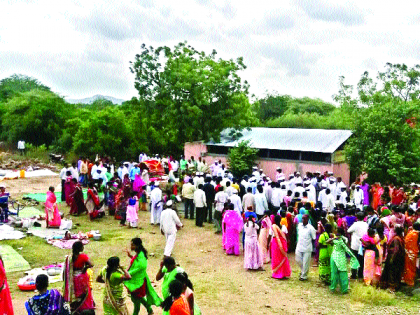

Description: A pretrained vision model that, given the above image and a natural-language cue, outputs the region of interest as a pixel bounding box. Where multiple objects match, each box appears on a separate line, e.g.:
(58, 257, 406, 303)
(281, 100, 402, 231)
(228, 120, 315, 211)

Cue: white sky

(1, 0, 420, 102)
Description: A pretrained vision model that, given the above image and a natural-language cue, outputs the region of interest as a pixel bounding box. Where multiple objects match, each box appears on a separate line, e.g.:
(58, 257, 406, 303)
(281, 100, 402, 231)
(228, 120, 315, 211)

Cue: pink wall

(184, 142, 350, 185)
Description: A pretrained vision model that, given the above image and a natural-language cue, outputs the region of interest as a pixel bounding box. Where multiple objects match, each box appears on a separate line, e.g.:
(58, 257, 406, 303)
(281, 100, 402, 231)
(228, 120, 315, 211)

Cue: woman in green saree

(124, 238, 161, 315)
(318, 223, 334, 285)
(97, 257, 131, 315)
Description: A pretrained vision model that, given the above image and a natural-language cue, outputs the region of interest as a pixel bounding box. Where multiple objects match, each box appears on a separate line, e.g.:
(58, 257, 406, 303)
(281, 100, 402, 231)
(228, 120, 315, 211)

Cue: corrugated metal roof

(207, 128, 352, 153)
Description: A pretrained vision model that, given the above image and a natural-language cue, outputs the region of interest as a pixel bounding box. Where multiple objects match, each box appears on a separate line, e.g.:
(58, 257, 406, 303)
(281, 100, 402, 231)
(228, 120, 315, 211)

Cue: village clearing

(2, 176, 420, 314)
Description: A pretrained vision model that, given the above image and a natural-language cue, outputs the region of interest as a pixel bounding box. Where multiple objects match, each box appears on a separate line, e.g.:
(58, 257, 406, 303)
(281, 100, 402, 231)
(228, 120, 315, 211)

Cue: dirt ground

(2, 176, 418, 314)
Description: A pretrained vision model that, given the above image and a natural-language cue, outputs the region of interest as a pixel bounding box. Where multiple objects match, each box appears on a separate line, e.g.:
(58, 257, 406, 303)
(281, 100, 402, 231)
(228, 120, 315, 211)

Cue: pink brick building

(184, 128, 353, 185)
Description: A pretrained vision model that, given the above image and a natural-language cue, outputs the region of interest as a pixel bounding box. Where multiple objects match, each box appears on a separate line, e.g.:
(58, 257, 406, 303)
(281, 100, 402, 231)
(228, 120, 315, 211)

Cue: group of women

(4, 237, 200, 315)
(221, 203, 292, 279)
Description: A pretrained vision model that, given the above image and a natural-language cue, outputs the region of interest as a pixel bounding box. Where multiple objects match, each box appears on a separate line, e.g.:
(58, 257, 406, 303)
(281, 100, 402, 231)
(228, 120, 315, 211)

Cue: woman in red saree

(45, 186, 61, 228)
(269, 215, 291, 279)
(63, 241, 95, 314)
(64, 172, 75, 206)
(0, 255, 13, 315)
(403, 222, 420, 286)
(70, 179, 87, 216)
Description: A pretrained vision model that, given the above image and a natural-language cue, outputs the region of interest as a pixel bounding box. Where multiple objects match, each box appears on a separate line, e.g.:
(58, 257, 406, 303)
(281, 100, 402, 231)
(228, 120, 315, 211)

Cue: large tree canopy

(0, 74, 50, 103)
(338, 63, 420, 184)
(2, 90, 70, 146)
(130, 42, 256, 153)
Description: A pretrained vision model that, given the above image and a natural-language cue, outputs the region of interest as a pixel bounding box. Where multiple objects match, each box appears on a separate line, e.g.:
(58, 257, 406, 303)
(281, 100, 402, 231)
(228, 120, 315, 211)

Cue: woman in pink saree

(269, 215, 291, 279)
(258, 211, 272, 263)
(45, 186, 61, 228)
(222, 204, 243, 256)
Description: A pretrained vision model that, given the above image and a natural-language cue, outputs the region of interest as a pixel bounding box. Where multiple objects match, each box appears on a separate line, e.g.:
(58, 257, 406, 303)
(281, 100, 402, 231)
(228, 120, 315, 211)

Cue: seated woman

(45, 186, 61, 228)
(85, 183, 105, 220)
(25, 274, 70, 315)
(97, 256, 131, 315)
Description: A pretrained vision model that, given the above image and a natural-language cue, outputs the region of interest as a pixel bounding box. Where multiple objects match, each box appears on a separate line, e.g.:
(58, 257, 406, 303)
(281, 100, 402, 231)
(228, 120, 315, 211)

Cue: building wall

(184, 142, 350, 185)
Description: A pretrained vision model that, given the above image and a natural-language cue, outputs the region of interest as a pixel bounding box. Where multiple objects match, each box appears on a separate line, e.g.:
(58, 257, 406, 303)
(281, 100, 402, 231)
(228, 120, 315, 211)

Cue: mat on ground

(0, 245, 30, 273)
(0, 225, 25, 240)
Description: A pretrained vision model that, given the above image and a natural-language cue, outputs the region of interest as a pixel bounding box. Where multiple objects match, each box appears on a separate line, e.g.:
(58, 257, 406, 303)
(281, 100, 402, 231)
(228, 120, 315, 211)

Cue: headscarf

(380, 206, 391, 217)
(296, 207, 307, 223)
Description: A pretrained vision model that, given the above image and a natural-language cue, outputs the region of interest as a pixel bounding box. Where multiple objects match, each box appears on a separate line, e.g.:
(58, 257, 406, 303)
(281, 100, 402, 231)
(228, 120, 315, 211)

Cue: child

(139, 185, 148, 211)
(126, 191, 139, 228)
(244, 216, 263, 270)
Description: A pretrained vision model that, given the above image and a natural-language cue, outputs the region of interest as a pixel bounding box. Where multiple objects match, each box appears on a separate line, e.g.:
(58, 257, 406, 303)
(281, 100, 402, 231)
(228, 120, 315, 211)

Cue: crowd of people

(1, 153, 420, 314)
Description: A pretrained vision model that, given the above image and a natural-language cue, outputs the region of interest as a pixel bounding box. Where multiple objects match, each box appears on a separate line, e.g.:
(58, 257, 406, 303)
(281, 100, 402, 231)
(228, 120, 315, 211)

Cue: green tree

(130, 42, 256, 154)
(227, 140, 259, 178)
(345, 100, 420, 184)
(72, 107, 135, 160)
(286, 97, 335, 116)
(2, 90, 70, 146)
(0, 74, 50, 103)
(255, 94, 290, 121)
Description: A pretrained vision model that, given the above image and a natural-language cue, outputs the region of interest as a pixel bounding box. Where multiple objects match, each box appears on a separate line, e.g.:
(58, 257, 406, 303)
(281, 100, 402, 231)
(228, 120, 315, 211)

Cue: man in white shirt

(225, 181, 237, 197)
(17, 140, 25, 155)
(229, 190, 242, 215)
(160, 200, 183, 257)
(295, 215, 316, 280)
(242, 187, 255, 212)
(193, 184, 207, 227)
(150, 184, 163, 225)
(353, 185, 364, 210)
(271, 182, 282, 211)
(347, 212, 368, 279)
(304, 181, 316, 204)
(59, 164, 68, 202)
(275, 168, 284, 183)
(214, 186, 229, 234)
(254, 185, 268, 219)
(252, 167, 260, 182)
(324, 188, 336, 212)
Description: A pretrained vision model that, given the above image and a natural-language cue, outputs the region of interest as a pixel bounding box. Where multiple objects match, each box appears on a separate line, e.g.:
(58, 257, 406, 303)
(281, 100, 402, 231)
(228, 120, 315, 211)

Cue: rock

(265, 304, 271, 308)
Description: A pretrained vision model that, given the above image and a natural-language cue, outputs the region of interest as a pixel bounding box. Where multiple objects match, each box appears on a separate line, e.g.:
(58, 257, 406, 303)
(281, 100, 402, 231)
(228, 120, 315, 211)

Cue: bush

(227, 140, 259, 178)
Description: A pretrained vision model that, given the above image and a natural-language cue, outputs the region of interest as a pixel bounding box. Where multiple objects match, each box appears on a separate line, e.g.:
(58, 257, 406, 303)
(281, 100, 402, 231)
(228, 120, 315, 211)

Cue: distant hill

(65, 94, 125, 105)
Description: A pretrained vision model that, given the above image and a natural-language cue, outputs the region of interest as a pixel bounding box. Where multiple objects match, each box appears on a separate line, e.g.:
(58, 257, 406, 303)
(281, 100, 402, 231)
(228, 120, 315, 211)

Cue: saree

(380, 235, 405, 291)
(0, 258, 14, 315)
(45, 191, 61, 228)
(64, 178, 75, 206)
(222, 210, 243, 256)
(100, 268, 129, 315)
(403, 230, 419, 286)
(25, 289, 70, 315)
(270, 224, 291, 279)
(258, 216, 272, 263)
(318, 231, 333, 284)
(70, 185, 86, 216)
(362, 235, 378, 285)
(169, 295, 190, 315)
(124, 253, 161, 307)
(63, 255, 95, 313)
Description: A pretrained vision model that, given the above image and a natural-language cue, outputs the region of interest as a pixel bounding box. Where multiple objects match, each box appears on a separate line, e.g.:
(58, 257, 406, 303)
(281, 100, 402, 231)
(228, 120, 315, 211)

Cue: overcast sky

(1, 0, 419, 102)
